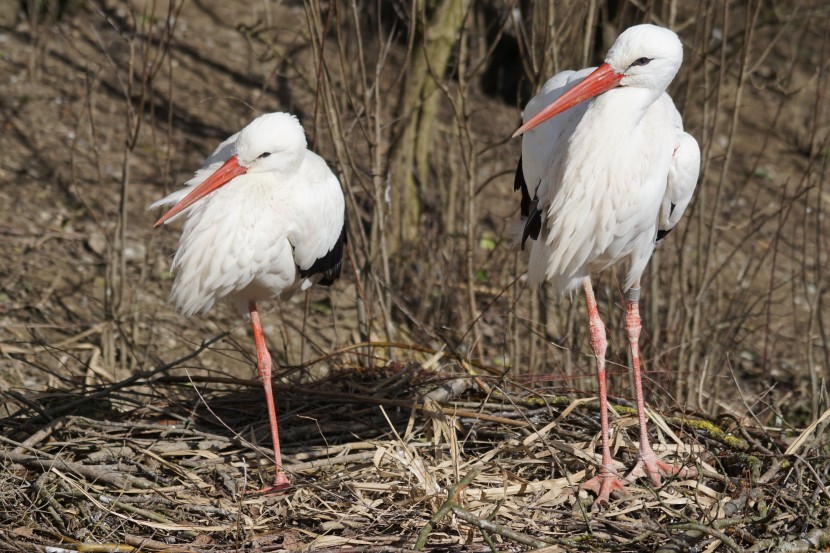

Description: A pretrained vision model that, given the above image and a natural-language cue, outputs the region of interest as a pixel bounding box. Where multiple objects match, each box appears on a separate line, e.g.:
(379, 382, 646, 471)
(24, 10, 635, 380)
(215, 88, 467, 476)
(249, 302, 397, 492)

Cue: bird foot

(625, 448, 696, 487)
(581, 468, 628, 507)
(253, 471, 291, 494)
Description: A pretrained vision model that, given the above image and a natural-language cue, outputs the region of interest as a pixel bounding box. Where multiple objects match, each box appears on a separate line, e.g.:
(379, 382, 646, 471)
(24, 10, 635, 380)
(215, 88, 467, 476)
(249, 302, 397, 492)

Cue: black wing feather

(522, 198, 542, 249)
(514, 156, 532, 217)
(299, 220, 347, 286)
(514, 155, 542, 249)
(656, 203, 677, 242)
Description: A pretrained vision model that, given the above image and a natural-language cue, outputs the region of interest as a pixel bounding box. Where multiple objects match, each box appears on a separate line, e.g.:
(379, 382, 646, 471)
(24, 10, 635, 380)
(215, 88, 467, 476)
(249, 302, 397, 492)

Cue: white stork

(513, 24, 700, 505)
(152, 112, 346, 491)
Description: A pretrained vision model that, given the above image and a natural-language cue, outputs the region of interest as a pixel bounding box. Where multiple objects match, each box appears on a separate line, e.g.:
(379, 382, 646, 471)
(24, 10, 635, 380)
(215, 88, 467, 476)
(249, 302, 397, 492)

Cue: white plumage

(152, 112, 346, 491)
(518, 26, 699, 294)
(513, 24, 700, 505)
(152, 112, 346, 316)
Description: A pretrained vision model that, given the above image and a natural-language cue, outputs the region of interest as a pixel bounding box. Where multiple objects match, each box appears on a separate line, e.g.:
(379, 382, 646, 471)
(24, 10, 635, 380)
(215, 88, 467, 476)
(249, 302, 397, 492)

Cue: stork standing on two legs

(512, 24, 700, 505)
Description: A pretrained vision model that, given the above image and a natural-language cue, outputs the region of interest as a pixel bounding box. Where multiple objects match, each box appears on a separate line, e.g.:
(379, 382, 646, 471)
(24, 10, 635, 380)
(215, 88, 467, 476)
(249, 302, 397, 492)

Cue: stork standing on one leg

(512, 24, 700, 505)
(152, 112, 347, 492)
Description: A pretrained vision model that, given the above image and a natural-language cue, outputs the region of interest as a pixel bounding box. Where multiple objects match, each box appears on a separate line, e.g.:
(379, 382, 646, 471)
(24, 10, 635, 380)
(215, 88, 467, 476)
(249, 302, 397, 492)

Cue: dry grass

(2, 349, 828, 551)
(1, 0, 829, 550)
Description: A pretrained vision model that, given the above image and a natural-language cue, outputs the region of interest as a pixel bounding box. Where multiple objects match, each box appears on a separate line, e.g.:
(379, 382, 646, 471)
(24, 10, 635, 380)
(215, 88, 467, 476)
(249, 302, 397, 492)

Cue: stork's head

(235, 112, 308, 175)
(604, 24, 683, 92)
(154, 112, 308, 227)
(512, 24, 684, 137)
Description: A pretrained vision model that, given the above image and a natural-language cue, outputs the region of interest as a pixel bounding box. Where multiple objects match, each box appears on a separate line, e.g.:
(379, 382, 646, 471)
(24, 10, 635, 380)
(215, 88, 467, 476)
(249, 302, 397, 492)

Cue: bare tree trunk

(390, 0, 468, 249)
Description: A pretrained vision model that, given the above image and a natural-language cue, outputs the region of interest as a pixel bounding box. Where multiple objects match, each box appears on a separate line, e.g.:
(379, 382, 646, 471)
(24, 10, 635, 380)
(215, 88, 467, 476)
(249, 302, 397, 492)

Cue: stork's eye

(630, 57, 652, 67)
(258, 152, 272, 159)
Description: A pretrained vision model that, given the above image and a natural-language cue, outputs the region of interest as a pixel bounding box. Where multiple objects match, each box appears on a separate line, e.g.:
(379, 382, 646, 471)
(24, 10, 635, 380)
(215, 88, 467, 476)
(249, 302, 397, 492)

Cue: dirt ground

(1, 1, 829, 551)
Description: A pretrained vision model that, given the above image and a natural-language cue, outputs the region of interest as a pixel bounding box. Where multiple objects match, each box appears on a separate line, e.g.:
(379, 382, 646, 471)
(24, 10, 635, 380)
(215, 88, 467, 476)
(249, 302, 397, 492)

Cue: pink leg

(623, 290, 696, 486)
(249, 300, 290, 492)
(579, 277, 626, 505)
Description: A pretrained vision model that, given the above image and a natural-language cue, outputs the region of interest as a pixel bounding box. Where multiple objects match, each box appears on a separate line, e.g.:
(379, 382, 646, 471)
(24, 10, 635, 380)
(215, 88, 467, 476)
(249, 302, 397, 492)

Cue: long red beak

(154, 155, 247, 227)
(512, 63, 623, 138)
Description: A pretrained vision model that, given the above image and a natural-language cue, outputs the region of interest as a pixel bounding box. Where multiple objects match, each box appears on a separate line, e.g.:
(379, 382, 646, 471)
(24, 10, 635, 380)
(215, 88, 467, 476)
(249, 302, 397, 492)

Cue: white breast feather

(153, 142, 345, 316)
(523, 89, 682, 293)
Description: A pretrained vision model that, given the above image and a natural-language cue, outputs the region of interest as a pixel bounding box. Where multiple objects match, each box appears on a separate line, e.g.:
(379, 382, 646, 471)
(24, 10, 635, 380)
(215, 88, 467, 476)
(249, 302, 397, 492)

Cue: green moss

(680, 418, 750, 451)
